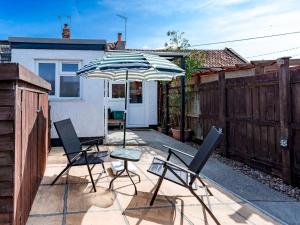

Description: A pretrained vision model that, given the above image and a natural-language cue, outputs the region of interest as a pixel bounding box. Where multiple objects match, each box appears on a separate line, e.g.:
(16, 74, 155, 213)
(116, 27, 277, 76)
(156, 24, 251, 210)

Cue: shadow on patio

(26, 130, 279, 225)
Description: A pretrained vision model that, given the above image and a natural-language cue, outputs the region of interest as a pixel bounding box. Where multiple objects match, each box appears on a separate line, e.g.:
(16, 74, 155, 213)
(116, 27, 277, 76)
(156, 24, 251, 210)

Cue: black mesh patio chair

(51, 119, 108, 192)
(147, 126, 223, 225)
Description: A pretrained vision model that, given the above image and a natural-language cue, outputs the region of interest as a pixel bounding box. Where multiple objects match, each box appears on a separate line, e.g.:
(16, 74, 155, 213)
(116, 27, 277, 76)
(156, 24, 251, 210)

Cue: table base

(109, 160, 141, 195)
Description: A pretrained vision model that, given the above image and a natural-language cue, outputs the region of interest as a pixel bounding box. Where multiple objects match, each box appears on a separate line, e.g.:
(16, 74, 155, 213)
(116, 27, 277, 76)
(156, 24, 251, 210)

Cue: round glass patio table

(109, 148, 142, 195)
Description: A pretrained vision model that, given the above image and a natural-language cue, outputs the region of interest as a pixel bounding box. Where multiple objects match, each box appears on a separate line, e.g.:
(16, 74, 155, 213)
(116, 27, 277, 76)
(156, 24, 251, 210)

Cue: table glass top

(110, 148, 142, 161)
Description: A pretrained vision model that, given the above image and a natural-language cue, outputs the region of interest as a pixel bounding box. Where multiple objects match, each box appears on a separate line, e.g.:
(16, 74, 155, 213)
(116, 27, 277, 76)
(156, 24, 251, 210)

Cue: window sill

(110, 98, 125, 101)
(49, 97, 83, 102)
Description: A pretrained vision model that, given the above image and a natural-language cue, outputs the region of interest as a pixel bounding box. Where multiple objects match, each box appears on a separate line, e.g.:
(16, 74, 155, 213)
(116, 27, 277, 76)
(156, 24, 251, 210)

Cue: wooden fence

(158, 58, 300, 186)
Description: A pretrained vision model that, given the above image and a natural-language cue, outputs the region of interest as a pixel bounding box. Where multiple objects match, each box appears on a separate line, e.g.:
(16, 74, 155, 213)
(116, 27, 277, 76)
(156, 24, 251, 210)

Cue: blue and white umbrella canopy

(76, 51, 185, 149)
(76, 51, 185, 81)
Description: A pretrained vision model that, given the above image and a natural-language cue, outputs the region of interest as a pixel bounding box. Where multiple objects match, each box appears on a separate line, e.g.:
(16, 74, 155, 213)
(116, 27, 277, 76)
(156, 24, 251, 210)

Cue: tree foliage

(164, 31, 205, 128)
(164, 30, 205, 80)
(164, 30, 191, 50)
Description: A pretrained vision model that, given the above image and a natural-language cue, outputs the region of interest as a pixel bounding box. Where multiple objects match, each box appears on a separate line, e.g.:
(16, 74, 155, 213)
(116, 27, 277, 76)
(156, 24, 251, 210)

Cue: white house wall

(11, 49, 105, 138)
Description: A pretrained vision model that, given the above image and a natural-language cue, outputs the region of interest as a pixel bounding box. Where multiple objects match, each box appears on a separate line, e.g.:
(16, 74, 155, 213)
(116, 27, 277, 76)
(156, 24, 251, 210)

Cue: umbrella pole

(123, 70, 129, 148)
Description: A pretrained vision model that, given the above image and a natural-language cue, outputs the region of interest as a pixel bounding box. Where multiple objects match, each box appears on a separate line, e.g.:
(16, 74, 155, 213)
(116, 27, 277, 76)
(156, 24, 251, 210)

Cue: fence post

(278, 57, 292, 184)
(163, 82, 169, 135)
(218, 70, 228, 156)
(180, 57, 186, 142)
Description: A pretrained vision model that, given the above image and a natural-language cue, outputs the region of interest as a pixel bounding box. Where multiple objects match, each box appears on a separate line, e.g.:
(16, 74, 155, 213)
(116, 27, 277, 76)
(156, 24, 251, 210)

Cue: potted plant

(164, 30, 205, 141)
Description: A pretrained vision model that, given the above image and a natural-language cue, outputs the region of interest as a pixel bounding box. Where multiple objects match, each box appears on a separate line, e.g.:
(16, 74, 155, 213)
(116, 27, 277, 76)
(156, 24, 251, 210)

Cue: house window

(112, 83, 125, 98)
(130, 81, 143, 103)
(60, 63, 80, 97)
(62, 63, 78, 72)
(60, 76, 80, 97)
(37, 61, 81, 98)
(38, 63, 56, 95)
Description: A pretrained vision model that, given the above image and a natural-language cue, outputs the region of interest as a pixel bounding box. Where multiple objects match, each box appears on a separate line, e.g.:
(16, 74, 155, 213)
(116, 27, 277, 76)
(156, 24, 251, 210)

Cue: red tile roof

(123, 48, 248, 68)
(202, 48, 248, 67)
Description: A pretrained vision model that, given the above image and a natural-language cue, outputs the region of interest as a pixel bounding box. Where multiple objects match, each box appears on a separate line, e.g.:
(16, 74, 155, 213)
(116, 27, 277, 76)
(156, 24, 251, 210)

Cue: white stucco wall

(146, 81, 157, 125)
(200, 69, 255, 83)
(11, 48, 105, 138)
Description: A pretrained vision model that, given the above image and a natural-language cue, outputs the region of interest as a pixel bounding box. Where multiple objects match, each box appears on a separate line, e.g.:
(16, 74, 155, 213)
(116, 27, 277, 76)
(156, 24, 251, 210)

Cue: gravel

(188, 142, 300, 201)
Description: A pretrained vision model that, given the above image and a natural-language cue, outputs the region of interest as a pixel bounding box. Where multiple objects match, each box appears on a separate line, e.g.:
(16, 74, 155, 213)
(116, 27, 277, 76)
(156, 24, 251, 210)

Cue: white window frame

(35, 60, 82, 100)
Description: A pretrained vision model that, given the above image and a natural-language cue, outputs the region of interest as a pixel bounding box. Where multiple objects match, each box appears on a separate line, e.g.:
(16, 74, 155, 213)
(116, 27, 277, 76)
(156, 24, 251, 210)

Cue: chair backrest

(188, 127, 223, 174)
(54, 119, 81, 163)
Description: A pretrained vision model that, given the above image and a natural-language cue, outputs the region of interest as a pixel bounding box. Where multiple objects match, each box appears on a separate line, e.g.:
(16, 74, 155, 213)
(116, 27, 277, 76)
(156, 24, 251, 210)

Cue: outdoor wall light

(280, 136, 288, 148)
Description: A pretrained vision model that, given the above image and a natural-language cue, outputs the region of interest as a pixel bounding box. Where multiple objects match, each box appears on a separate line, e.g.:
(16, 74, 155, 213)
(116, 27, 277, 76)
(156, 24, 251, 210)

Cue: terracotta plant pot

(171, 128, 191, 141)
(158, 126, 167, 133)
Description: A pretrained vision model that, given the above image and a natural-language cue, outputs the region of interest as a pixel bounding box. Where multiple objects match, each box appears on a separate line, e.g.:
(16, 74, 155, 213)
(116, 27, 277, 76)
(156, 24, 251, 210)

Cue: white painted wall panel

(11, 49, 105, 138)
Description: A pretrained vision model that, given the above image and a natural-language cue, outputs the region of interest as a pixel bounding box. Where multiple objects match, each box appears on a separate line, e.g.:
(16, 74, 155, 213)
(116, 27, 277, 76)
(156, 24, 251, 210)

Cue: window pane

(38, 63, 55, 95)
(62, 63, 78, 72)
(130, 82, 143, 103)
(60, 76, 80, 97)
(112, 84, 125, 98)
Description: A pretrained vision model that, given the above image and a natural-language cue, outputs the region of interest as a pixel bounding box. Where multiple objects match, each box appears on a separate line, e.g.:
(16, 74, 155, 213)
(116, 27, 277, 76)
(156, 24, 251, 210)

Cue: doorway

(127, 81, 146, 127)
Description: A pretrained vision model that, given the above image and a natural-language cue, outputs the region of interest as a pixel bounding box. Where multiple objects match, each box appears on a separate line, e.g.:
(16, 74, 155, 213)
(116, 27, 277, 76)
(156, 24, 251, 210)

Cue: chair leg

(189, 188, 220, 225)
(91, 164, 96, 171)
(87, 164, 97, 192)
(51, 164, 71, 185)
(197, 177, 213, 196)
(150, 176, 164, 206)
(150, 167, 167, 206)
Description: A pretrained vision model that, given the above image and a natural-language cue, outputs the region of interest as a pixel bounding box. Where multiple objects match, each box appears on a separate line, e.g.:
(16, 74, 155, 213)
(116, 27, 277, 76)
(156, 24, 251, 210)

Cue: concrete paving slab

(131, 130, 300, 225)
(27, 131, 286, 225)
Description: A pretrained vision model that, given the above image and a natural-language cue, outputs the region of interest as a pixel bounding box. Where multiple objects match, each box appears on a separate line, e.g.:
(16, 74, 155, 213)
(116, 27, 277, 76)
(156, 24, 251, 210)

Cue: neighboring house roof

(251, 59, 300, 73)
(125, 47, 248, 67)
(201, 48, 248, 67)
(8, 37, 106, 51)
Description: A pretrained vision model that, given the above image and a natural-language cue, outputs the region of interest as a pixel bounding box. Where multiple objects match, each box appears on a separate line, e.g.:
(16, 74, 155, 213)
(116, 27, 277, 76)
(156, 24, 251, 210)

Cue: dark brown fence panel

(225, 73, 283, 176)
(157, 58, 300, 186)
(199, 81, 219, 143)
(0, 63, 51, 225)
(291, 69, 300, 185)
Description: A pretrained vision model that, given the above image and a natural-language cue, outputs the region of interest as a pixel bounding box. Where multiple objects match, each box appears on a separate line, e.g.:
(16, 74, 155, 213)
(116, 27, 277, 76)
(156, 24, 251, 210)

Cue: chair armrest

(163, 145, 194, 158)
(63, 148, 93, 156)
(81, 138, 101, 145)
(154, 157, 197, 176)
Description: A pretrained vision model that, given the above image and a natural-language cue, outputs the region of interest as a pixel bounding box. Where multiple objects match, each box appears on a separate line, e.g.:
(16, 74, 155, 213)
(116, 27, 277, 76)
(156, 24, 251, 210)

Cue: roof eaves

(225, 47, 249, 64)
(125, 49, 190, 57)
(8, 37, 106, 45)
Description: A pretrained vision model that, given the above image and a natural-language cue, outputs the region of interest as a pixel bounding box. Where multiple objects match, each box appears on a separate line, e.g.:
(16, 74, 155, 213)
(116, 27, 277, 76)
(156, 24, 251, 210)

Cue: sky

(0, 0, 300, 60)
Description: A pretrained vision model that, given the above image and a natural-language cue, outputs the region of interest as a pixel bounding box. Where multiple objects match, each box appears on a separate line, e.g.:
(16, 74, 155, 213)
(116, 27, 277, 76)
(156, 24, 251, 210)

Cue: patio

(26, 130, 278, 225)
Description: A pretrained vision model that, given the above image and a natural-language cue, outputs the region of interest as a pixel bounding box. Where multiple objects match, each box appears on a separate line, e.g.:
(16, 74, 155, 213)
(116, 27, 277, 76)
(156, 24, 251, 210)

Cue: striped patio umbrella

(77, 51, 185, 148)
